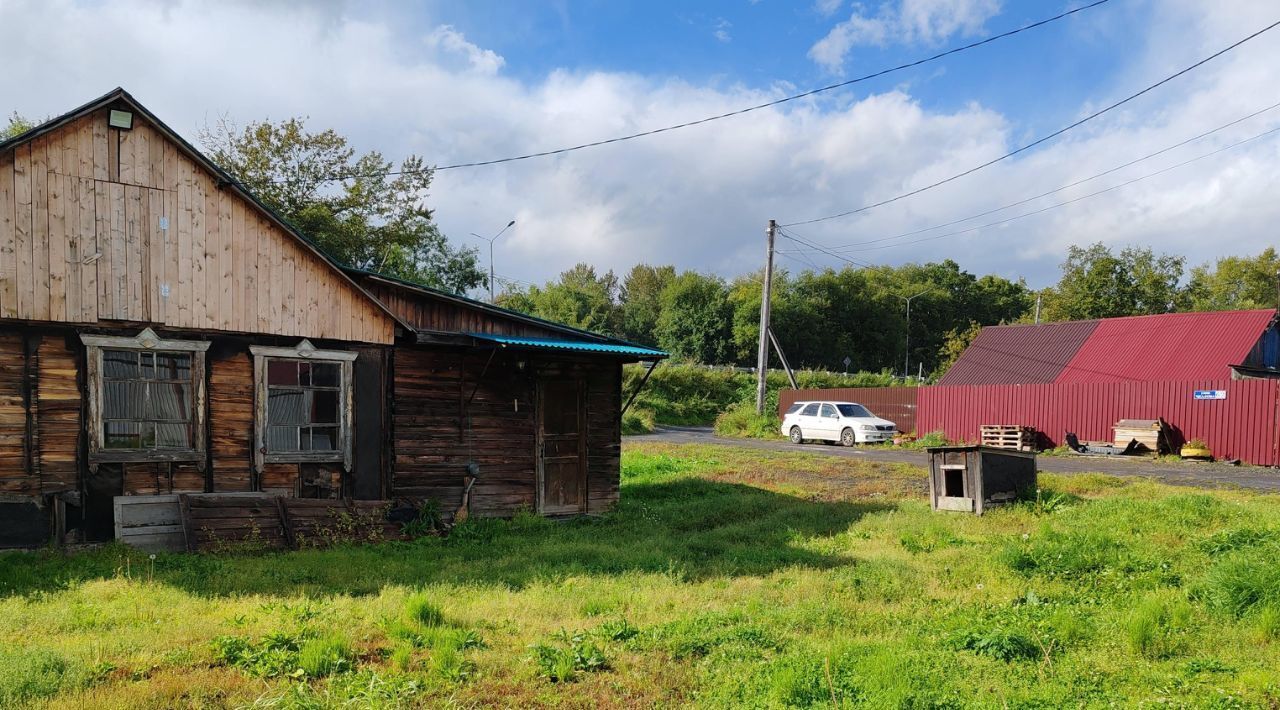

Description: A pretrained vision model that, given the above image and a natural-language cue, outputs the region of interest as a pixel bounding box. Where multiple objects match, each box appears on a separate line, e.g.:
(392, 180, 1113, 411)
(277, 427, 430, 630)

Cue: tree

(199, 117, 484, 293)
(655, 272, 732, 363)
(2, 112, 38, 140)
(934, 321, 982, 378)
(495, 263, 621, 335)
(619, 264, 675, 345)
(1178, 247, 1280, 311)
(1041, 243, 1184, 321)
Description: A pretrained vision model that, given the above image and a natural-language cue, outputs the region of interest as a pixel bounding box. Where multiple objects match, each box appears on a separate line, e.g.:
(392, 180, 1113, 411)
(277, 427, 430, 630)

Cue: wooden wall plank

(92, 111, 109, 182)
(176, 166, 192, 327)
(31, 137, 50, 319)
(219, 194, 233, 331)
(77, 177, 97, 322)
(190, 171, 206, 327)
(47, 172, 67, 321)
(0, 154, 15, 318)
(14, 144, 33, 319)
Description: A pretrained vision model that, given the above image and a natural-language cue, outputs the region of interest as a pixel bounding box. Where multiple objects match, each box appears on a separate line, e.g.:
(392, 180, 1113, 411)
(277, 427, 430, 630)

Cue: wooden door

(537, 379, 586, 515)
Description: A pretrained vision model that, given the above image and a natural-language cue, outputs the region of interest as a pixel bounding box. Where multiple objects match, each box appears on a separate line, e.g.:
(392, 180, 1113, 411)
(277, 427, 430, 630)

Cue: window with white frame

(82, 329, 209, 460)
(251, 341, 355, 468)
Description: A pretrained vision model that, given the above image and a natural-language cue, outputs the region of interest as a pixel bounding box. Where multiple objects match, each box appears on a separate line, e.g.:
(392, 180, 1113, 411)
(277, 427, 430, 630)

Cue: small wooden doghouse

(927, 445, 1036, 515)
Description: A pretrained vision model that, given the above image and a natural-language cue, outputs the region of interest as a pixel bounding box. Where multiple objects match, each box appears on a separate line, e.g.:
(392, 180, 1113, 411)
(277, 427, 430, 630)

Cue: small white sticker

(160, 283, 171, 298)
(158, 216, 169, 230)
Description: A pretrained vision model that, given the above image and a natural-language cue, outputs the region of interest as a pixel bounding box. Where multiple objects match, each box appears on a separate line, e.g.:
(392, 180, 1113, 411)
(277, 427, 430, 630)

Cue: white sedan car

(781, 401, 898, 446)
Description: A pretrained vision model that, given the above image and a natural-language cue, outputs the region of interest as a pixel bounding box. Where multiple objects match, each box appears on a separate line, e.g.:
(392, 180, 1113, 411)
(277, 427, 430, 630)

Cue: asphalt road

(628, 425, 1280, 493)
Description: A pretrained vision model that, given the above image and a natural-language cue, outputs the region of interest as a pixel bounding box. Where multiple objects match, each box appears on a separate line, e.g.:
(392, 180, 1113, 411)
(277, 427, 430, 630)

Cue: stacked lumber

(174, 494, 402, 552)
(980, 424, 1037, 452)
(1112, 418, 1171, 455)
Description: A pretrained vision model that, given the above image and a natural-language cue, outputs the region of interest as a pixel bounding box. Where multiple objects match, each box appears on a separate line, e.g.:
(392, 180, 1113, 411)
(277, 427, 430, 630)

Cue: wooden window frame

(81, 328, 210, 464)
(251, 340, 355, 470)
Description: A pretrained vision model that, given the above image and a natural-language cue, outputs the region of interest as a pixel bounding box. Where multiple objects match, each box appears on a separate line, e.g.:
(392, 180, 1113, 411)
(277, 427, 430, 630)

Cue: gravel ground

(628, 425, 1280, 493)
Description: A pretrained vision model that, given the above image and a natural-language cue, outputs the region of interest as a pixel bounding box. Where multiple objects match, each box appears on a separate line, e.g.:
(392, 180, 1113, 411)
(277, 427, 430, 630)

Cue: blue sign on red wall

(1193, 390, 1227, 400)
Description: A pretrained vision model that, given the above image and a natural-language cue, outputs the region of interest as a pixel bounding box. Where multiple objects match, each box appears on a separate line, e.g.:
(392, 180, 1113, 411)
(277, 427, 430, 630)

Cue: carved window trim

(250, 340, 355, 471)
(81, 328, 210, 464)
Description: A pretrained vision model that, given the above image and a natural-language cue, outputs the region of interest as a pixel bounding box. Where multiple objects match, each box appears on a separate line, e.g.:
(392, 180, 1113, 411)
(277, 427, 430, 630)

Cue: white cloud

(815, 0, 844, 18)
(0, 0, 1277, 295)
(713, 18, 732, 44)
(424, 24, 505, 75)
(810, 0, 1002, 73)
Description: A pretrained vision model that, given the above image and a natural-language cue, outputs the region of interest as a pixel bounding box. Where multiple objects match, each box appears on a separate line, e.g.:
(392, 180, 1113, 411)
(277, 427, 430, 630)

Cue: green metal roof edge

(466, 332, 668, 358)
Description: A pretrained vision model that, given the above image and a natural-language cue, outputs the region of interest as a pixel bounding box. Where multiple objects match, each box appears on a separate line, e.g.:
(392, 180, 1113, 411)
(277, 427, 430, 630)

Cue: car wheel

(841, 428, 856, 447)
(789, 426, 803, 444)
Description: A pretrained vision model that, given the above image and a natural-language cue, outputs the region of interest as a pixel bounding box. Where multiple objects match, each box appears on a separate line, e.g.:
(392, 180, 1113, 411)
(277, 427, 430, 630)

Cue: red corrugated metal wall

(778, 387, 919, 435)
(918, 379, 1280, 466)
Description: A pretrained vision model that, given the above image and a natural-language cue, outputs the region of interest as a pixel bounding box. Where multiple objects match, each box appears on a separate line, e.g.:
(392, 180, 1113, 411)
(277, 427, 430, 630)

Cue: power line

(783, 124, 1280, 255)
(275, 1, 1110, 182)
(788, 99, 1280, 252)
(781, 18, 1280, 228)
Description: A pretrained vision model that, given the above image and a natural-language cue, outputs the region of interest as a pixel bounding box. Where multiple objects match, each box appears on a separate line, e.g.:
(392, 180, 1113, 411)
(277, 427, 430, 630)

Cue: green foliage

(1041, 242, 1184, 321)
(403, 593, 444, 629)
(595, 618, 640, 642)
(0, 648, 109, 706)
(895, 430, 950, 449)
(655, 271, 734, 363)
(496, 263, 622, 334)
(212, 632, 306, 679)
(621, 406, 656, 435)
(1197, 547, 1280, 618)
(1179, 247, 1280, 311)
(1001, 529, 1158, 581)
(297, 634, 355, 678)
(934, 320, 982, 378)
(1126, 593, 1192, 659)
(947, 627, 1040, 662)
(619, 264, 676, 344)
(198, 116, 483, 293)
(399, 500, 441, 538)
(2, 112, 39, 140)
(713, 402, 782, 439)
(530, 631, 609, 683)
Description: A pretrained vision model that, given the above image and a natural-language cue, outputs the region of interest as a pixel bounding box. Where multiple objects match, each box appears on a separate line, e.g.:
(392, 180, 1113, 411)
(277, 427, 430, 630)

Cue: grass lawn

(3, 443, 1280, 708)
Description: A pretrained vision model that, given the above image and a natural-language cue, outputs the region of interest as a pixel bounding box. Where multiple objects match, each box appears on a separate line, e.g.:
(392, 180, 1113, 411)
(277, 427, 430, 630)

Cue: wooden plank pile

(980, 424, 1037, 452)
(116, 493, 404, 552)
(1112, 418, 1172, 455)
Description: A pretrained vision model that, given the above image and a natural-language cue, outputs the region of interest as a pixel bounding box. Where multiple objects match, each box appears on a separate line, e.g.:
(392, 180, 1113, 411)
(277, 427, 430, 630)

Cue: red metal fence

(778, 387, 919, 435)
(918, 379, 1280, 466)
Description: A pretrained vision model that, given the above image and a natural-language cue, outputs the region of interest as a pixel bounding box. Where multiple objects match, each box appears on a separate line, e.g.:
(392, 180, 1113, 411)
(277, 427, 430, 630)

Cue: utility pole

(755, 219, 777, 415)
(1034, 293, 1042, 324)
(896, 289, 930, 381)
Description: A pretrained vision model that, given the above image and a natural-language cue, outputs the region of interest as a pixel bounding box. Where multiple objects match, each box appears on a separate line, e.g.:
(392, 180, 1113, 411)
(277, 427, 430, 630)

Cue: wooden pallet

(980, 424, 1037, 452)
(1113, 418, 1172, 455)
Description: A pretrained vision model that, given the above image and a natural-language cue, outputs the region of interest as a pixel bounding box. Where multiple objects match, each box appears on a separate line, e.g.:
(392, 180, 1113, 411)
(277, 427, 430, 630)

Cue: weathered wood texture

(209, 350, 253, 492)
(177, 494, 399, 552)
(391, 347, 621, 518)
(0, 334, 34, 495)
(34, 335, 80, 493)
(363, 279, 572, 340)
(0, 111, 393, 343)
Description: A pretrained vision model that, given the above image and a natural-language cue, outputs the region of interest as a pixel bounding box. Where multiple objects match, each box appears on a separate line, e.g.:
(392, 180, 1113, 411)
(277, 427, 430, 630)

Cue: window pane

(310, 363, 340, 388)
(311, 390, 338, 424)
(267, 360, 298, 386)
(155, 422, 190, 448)
(268, 426, 300, 452)
(150, 383, 191, 421)
(801, 403, 820, 416)
(306, 427, 338, 451)
(103, 350, 138, 380)
(154, 353, 191, 381)
(103, 381, 146, 419)
(104, 420, 142, 449)
(268, 390, 308, 425)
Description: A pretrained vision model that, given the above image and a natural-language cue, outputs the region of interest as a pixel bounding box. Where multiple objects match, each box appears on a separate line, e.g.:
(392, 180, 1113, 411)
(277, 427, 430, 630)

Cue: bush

(947, 628, 1039, 662)
(530, 631, 609, 683)
(713, 402, 782, 439)
(621, 407, 656, 435)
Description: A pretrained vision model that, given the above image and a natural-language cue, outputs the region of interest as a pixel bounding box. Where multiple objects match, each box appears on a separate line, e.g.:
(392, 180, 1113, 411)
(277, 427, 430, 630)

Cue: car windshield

(836, 404, 873, 418)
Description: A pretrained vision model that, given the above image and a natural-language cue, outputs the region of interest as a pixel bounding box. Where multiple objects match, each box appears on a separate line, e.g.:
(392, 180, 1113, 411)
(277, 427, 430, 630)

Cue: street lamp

(470, 219, 515, 303)
(894, 289, 932, 380)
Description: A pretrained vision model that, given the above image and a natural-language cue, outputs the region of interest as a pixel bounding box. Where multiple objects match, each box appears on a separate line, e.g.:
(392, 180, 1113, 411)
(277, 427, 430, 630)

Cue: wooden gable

(361, 276, 594, 340)
(0, 103, 395, 344)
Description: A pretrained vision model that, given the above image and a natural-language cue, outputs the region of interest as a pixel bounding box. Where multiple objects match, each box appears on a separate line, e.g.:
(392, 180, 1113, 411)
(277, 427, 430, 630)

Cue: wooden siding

(34, 335, 80, 494)
(391, 347, 621, 518)
(0, 334, 34, 495)
(0, 110, 393, 344)
(364, 280, 572, 340)
(209, 351, 253, 492)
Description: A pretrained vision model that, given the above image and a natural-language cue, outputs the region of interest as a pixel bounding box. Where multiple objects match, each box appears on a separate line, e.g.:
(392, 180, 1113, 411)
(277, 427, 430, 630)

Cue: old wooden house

(0, 89, 664, 549)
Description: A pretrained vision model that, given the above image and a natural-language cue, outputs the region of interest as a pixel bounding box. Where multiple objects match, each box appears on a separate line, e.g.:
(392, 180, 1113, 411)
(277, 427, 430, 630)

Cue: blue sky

(2, 0, 1278, 293)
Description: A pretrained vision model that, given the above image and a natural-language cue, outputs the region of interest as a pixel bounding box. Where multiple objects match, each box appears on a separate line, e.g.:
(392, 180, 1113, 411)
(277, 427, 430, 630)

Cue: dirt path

(628, 426, 1280, 493)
